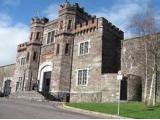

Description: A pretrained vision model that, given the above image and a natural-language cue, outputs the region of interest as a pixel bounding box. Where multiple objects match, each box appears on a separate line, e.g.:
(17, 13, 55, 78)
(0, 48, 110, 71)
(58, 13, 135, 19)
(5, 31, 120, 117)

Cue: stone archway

(38, 62, 53, 92)
(4, 80, 11, 96)
(127, 74, 142, 101)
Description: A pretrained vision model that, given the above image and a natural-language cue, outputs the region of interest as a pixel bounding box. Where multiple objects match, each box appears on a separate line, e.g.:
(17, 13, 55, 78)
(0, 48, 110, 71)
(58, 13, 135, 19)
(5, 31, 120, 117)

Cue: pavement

(0, 98, 101, 119)
(0, 98, 129, 119)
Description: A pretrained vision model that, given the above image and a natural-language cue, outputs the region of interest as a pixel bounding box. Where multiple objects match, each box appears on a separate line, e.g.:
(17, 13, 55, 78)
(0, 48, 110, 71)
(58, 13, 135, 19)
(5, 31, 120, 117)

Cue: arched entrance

(4, 80, 11, 96)
(42, 71, 51, 93)
(38, 62, 53, 93)
(124, 75, 142, 101)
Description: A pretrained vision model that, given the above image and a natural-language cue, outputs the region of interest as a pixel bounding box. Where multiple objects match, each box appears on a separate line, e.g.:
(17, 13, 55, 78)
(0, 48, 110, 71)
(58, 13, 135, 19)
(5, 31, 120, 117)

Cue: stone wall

(70, 74, 118, 103)
(101, 74, 119, 103)
(70, 17, 122, 103)
(70, 92, 102, 103)
(121, 38, 146, 101)
(0, 64, 16, 94)
(70, 18, 103, 103)
(121, 34, 160, 103)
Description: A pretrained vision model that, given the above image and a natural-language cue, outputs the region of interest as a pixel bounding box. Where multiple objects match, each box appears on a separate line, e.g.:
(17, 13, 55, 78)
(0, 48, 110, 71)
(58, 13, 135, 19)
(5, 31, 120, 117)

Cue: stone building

(1, 1, 159, 104)
(122, 34, 160, 104)
(0, 1, 123, 102)
(0, 64, 15, 96)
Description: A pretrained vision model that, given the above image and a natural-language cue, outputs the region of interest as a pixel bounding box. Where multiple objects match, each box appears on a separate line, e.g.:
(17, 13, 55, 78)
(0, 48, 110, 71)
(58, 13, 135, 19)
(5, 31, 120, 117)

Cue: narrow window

(16, 82, 19, 91)
(21, 58, 25, 65)
(80, 43, 84, 55)
(30, 32, 33, 41)
(60, 21, 63, 30)
(51, 31, 55, 43)
(47, 32, 51, 44)
(78, 70, 83, 85)
(36, 32, 40, 40)
(67, 20, 72, 30)
(77, 69, 88, 86)
(18, 77, 23, 88)
(27, 52, 30, 62)
(65, 43, 70, 54)
(84, 42, 89, 53)
(83, 69, 87, 85)
(33, 52, 37, 61)
(56, 44, 60, 55)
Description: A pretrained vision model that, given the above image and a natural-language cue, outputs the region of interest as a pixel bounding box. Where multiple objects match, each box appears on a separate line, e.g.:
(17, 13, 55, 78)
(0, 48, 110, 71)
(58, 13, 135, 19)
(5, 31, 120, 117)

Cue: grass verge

(66, 102, 160, 119)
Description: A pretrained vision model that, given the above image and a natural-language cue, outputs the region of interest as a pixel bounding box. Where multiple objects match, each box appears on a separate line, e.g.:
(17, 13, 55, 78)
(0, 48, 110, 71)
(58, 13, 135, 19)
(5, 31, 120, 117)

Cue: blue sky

(0, 0, 160, 65)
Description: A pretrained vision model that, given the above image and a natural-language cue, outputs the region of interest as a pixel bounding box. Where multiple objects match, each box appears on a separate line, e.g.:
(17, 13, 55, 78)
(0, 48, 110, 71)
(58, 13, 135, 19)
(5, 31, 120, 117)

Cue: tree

(128, 4, 159, 106)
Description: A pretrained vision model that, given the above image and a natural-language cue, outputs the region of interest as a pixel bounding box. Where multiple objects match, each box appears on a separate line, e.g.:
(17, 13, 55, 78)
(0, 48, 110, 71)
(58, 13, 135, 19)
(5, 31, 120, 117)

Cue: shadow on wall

(38, 91, 70, 102)
(0, 91, 3, 97)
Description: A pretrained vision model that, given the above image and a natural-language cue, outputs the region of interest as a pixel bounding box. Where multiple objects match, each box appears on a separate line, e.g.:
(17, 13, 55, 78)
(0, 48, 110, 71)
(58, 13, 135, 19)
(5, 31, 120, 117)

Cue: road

(0, 99, 100, 119)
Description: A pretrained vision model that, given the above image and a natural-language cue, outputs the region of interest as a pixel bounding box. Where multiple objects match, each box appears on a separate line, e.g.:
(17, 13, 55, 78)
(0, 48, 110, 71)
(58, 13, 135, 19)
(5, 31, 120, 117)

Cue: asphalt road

(0, 99, 99, 119)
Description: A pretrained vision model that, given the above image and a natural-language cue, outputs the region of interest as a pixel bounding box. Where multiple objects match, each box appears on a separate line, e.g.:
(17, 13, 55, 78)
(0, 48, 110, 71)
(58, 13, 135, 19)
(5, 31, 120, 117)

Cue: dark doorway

(120, 79, 127, 100)
(42, 72, 51, 93)
(4, 80, 11, 96)
(137, 83, 142, 101)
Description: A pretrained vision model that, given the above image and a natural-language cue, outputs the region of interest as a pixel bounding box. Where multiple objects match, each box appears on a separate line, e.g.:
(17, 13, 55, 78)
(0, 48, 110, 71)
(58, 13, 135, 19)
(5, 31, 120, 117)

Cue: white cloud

(0, 13, 29, 66)
(2, 0, 21, 6)
(0, 13, 12, 27)
(93, 0, 153, 39)
(43, 4, 59, 20)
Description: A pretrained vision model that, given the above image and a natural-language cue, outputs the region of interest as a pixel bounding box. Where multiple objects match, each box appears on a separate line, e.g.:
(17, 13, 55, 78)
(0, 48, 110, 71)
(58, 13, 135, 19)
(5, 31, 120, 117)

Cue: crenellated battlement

(31, 17, 49, 25)
(17, 41, 42, 52)
(74, 17, 98, 36)
(18, 42, 28, 48)
(59, 1, 92, 20)
(17, 42, 28, 52)
(102, 18, 123, 36)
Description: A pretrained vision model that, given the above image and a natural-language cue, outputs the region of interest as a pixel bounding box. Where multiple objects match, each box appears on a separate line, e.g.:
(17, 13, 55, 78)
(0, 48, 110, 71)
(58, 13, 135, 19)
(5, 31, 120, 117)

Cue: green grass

(66, 102, 160, 119)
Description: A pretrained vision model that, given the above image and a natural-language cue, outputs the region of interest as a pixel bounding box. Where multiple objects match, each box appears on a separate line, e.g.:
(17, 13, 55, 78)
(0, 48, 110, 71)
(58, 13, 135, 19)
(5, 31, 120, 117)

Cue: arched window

(33, 52, 37, 61)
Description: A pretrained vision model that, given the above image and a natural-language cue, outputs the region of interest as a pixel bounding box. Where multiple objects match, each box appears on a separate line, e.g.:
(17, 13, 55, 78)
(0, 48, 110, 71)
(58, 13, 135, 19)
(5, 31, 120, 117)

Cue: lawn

(66, 102, 160, 119)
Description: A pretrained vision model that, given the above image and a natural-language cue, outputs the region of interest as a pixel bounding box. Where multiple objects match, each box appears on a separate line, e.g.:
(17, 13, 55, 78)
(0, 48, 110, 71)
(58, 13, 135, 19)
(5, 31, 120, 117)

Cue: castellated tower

(14, 17, 48, 92)
(37, 1, 93, 101)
